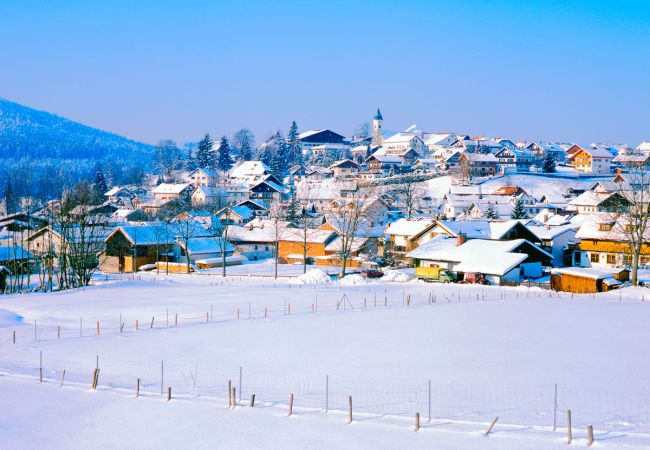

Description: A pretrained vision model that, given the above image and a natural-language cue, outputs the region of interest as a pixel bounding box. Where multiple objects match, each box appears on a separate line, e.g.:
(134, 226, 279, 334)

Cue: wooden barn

(550, 267, 629, 293)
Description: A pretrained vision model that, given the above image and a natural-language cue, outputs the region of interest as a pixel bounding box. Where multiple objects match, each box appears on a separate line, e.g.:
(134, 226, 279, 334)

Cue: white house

(407, 236, 552, 284)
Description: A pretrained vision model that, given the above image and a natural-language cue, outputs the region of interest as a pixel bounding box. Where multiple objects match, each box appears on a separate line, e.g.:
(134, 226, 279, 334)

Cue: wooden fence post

(167, 386, 171, 401)
(348, 396, 353, 423)
(91, 368, 99, 389)
(587, 425, 594, 446)
(175, 313, 178, 327)
(232, 387, 236, 409)
(485, 416, 499, 435)
(57, 326, 60, 339)
(136, 320, 139, 332)
(567, 409, 572, 444)
(96, 321, 100, 336)
(228, 380, 232, 408)
(288, 393, 294, 416)
(60, 370, 65, 387)
(12, 330, 15, 344)
(415, 412, 420, 431)
(249, 394, 255, 407)
(136, 378, 140, 398)
(151, 316, 155, 328)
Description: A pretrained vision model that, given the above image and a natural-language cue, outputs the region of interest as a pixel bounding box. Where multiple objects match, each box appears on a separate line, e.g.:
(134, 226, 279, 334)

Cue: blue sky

(1, 0, 648, 146)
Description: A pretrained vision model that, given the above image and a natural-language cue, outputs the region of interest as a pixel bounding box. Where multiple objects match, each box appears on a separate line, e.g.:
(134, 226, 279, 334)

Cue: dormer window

(599, 223, 613, 231)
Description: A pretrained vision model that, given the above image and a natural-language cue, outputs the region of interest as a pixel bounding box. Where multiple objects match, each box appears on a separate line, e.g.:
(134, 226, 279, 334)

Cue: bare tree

(326, 184, 374, 278)
(610, 165, 650, 285)
(388, 175, 426, 220)
(267, 203, 288, 279)
(172, 213, 205, 274)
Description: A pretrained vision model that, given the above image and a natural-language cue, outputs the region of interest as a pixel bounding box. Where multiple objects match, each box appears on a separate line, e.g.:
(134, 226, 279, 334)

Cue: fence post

(232, 387, 236, 409)
(553, 383, 558, 431)
(249, 394, 255, 407)
(325, 375, 329, 412)
(136, 378, 140, 398)
(12, 330, 15, 344)
(348, 396, 353, 423)
(160, 360, 164, 398)
(228, 380, 232, 408)
(57, 325, 60, 339)
(587, 425, 594, 446)
(485, 416, 499, 435)
(239, 366, 242, 402)
(60, 370, 65, 387)
(428, 379, 432, 422)
(175, 313, 178, 327)
(39, 350, 43, 382)
(415, 412, 420, 431)
(167, 386, 171, 401)
(96, 321, 100, 335)
(567, 409, 572, 444)
(151, 316, 155, 328)
(288, 393, 294, 416)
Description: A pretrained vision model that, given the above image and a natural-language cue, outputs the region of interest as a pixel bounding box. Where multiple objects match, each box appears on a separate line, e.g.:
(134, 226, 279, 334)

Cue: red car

(361, 269, 384, 278)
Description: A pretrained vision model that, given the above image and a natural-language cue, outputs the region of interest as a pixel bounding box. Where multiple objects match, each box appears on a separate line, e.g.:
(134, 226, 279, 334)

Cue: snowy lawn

(1, 269, 650, 448)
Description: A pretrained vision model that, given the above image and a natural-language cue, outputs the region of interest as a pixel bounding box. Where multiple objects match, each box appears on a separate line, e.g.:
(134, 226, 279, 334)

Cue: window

(624, 255, 632, 266)
(606, 254, 616, 265)
(599, 223, 613, 231)
(641, 256, 649, 266)
(590, 253, 600, 263)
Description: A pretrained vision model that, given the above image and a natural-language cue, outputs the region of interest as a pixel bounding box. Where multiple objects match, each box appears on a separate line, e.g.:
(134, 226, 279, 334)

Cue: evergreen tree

(195, 134, 214, 169)
(233, 129, 255, 162)
(216, 135, 233, 172)
(185, 145, 198, 171)
(511, 197, 528, 219)
(257, 145, 274, 168)
(485, 202, 499, 220)
(94, 171, 108, 198)
(270, 131, 288, 176)
(541, 152, 556, 173)
(284, 192, 300, 223)
(286, 121, 302, 166)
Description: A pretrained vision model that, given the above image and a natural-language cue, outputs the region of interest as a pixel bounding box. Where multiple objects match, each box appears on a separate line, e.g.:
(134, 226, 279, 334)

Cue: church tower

(372, 108, 383, 147)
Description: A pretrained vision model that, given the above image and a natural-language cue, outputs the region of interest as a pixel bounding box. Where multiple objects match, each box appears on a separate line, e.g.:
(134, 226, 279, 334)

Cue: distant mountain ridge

(0, 98, 154, 162)
(0, 98, 157, 200)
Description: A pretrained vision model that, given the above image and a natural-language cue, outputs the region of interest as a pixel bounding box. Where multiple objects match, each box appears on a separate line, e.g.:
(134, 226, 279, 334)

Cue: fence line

(2, 350, 650, 437)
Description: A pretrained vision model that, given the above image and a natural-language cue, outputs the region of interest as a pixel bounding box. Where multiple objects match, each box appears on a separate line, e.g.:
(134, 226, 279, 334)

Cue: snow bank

(382, 268, 415, 282)
(338, 274, 367, 285)
(0, 308, 22, 327)
(291, 269, 331, 285)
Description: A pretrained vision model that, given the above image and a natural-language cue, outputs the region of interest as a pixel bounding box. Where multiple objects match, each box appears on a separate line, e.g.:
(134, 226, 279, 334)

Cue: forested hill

(0, 98, 156, 199)
(0, 98, 154, 161)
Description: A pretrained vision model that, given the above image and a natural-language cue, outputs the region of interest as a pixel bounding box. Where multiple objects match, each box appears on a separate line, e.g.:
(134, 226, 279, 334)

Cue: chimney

(456, 233, 466, 247)
(545, 223, 550, 230)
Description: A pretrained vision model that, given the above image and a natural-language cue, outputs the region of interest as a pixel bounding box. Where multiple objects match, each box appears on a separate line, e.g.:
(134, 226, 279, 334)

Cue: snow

(384, 218, 435, 237)
(381, 268, 415, 282)
(290, 268, 332, 284)
(1, 266, 650, 448)
(151, 183, 191, 194)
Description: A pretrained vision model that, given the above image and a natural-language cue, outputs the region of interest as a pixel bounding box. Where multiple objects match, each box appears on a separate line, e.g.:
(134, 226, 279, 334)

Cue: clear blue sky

(1, 0, 648, 146)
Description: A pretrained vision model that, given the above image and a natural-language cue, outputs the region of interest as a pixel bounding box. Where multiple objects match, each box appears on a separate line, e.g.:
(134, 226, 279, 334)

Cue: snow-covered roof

(526, 224, 576, 240)
(230, 161, 270, 178)
(0, 245, 35, 261)
(227, 223, 278, 243)
(408, 238, 548, 276)
(383, 132, 420, 144)
(568, 191, 617, 207)
(385, 218, 435, 237)
(180, 236, 234, 255)
(551, 267, 627, 280)
(463, 153, 498, 163)
(580, 147, 613, 158)
(324, 236, 368, 253)
(298, 129, 325, 139)
(281, 229, 337, 244)
(637, 141, 650, 152)
(152, 183, 192, 195)
(228, 206, 254, 221)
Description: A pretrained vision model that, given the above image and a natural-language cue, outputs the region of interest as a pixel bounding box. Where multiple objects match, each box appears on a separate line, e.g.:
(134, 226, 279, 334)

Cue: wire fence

(3, 349, 650, 437)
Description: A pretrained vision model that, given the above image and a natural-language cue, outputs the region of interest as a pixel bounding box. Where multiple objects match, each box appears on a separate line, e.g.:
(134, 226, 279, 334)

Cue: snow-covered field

(1, 265, 649, 449)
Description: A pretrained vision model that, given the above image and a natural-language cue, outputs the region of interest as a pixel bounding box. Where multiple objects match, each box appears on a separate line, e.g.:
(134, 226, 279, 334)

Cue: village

(2, 109, 650, 294)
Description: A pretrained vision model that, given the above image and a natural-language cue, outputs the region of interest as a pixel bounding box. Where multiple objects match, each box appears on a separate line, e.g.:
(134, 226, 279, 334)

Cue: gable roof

(152, 183, 192, 195)
(407, 238, 551, 276)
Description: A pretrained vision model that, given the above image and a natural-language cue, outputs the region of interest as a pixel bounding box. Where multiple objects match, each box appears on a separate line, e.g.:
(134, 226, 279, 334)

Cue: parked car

(361, 269, 384, 278)
(460, 272, 489, 285)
